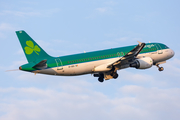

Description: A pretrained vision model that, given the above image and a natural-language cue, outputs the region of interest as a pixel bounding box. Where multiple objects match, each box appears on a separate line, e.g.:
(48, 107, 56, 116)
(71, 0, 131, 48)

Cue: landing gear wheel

(98, 73, 104, 82)
(98, 77, 104, 82)
(156, 64, 164, 72)
(113, 73, 118, 79)
(158, 67, 164, 71)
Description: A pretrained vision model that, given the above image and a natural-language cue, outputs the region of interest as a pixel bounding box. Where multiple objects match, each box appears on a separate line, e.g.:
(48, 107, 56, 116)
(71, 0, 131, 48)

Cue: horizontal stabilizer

(33, 60, 47, 69)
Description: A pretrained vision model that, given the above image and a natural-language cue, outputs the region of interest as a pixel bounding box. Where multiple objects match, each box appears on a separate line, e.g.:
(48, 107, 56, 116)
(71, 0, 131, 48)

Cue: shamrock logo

(24, 40, 41, 55)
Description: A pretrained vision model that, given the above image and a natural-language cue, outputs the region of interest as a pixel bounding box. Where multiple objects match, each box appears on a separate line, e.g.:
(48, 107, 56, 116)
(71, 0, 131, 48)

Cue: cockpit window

(164, 45, 169, 49)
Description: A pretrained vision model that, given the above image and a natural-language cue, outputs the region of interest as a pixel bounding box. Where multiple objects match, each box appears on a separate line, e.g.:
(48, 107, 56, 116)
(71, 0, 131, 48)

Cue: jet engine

(130, 57, 153, 69)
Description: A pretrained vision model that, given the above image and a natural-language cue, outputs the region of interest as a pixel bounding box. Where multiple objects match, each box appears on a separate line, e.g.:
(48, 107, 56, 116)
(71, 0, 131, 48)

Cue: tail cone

(19, 66, 22, 70)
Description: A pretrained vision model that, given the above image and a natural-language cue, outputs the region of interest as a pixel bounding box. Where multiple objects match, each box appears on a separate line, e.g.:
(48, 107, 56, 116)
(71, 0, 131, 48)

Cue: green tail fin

(16, 30, 52, 63)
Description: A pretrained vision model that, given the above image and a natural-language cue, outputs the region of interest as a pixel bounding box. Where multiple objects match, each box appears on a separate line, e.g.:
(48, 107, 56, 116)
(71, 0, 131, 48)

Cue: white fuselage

(34, 48, 174, 76)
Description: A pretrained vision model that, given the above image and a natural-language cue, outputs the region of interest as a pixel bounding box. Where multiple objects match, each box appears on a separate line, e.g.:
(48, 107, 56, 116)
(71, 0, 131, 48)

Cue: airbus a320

(16, 30, 175, 82)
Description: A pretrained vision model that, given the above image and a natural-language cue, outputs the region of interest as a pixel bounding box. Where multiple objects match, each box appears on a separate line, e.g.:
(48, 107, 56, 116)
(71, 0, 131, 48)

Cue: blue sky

(0, 0, 180, 120)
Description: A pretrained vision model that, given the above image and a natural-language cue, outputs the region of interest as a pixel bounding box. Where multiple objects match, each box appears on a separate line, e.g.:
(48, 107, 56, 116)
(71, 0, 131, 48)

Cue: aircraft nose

(169, 49, 175, 58)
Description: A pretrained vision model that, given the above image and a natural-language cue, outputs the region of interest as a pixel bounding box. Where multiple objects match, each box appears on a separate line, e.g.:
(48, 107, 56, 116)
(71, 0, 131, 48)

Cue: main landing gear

(110, 72, 119, 79)
(94, 72, 119, 82)
(98, 76, 104, 82)
(94, 73, 104, 82)
(156, 64, 164, 71)
(110, 66, 118, 79)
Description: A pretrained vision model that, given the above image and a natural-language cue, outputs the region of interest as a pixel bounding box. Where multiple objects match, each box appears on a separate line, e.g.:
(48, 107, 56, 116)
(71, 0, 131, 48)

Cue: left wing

(107, 41, 146, 69)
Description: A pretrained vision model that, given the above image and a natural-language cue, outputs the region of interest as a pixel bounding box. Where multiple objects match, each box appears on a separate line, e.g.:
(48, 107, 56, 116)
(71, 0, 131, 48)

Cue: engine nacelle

(130, 57, 153, 69)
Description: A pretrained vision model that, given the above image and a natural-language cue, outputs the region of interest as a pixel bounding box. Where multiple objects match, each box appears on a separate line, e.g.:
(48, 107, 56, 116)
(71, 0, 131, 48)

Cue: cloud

(0, 86, 180, 120)
(134, 12, 160, 22)
(0, 23, 17, 38)
(100, 36, 144, 48)
(87, 1, 117, 18)
(160, 58, 180, 81)
(119, 70, 154, 83)
(86, 6, 114, 19)
(16, 49, 24, 55)
(0, 8, 60, 18)
(116, 37, 129, 41)
(104, 1, 117, 6)
(1, 59, 27, 72)
(96, 7, 108, 13)
(0, 10, 41, 17)
(117, 86, 180, 120)
(0, 23, 16, 31)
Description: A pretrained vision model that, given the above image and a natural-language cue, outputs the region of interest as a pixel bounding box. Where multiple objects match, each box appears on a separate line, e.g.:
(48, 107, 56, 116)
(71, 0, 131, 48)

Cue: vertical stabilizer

(16, 30, 52, 63)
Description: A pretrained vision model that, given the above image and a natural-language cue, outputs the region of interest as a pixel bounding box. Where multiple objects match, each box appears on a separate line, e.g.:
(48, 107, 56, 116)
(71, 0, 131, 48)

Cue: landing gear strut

(110, 66, 119, 79)
(156, 64, 164, 71)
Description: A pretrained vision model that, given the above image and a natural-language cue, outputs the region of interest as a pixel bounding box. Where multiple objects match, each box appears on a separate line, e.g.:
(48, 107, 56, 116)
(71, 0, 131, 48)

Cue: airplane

(16, 30, 175, 82)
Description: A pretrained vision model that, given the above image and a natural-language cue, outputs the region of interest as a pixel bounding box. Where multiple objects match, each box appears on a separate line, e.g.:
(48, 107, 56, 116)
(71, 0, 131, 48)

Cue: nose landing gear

(156, 64, 164, 71)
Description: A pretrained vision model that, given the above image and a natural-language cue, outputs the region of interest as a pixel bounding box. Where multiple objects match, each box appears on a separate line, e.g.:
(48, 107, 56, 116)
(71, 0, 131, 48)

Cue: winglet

(137, 41, 142, 46)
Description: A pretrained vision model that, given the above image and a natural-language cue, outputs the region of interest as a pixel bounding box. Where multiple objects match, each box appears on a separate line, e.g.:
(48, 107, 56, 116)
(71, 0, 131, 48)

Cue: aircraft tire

(158, 67, 164, 71)
(113, 73, 118, 79)
(98, 77, 104, 82)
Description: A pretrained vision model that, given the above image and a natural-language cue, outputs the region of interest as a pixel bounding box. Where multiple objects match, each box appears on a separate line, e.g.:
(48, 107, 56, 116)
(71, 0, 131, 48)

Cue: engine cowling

(130, 57, 153, 69)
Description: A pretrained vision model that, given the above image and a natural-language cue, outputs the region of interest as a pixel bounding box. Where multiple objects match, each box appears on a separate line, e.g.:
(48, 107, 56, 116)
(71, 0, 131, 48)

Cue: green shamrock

(24, 40, 41, 55)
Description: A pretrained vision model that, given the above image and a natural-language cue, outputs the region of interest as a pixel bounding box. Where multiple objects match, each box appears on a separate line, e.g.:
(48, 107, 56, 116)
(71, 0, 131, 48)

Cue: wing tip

(137, 41, 142, 45)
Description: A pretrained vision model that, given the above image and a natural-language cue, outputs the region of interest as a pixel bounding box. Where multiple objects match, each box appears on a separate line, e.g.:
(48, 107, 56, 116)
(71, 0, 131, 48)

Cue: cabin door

(55, 58, 63, 70)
